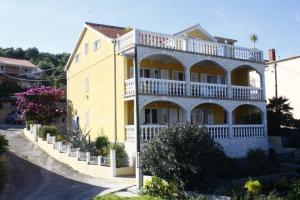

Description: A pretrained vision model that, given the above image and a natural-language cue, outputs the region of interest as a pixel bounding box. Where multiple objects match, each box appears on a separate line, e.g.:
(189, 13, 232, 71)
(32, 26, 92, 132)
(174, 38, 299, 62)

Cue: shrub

(273, 178, 290, 192)
(287, 179, 300, 200)
(65, 128, 94, 152)
(142, 176, 179, 199)
(38, 125, 58, 140)
(55, 134, 65, 142)
(244, 178, 262, 196)
(110, 143, 126, 167)
(246, 149, 268, 176)
(0, 134, 8, 156)
(95, 135, 110, 156)
(141, 124, 228, 191)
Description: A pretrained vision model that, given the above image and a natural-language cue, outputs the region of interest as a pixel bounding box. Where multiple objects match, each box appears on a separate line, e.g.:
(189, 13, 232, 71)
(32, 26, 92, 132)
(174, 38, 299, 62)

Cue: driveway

(0, 125, 135, 200)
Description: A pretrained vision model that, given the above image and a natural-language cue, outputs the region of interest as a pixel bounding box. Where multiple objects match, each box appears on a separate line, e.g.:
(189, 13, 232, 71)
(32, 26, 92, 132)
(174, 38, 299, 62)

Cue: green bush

(142, 176, 179, 199)
(244, 179, 262, 196)
(55, 134, 65, 142)
(0, 134, 8, 156)
(95, 135, 110, 156)
(273, 178, 290, 192)
(110, 143, 126, 167)
(287, 179, 300, 200)
(65, 128, 95, 152)
(246, 149, 268, 176)
(268, 148, 277, 164)
(141, 124, 228, 192)
(38, 125, 58, 140)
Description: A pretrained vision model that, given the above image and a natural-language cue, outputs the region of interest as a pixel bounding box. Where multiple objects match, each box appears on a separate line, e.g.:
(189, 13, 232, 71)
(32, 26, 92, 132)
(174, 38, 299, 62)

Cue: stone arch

(232, 103, 264, 124)
(230, 64, 263, 87)
(188, 59, 228, 74)
(138, 52, 186, 69)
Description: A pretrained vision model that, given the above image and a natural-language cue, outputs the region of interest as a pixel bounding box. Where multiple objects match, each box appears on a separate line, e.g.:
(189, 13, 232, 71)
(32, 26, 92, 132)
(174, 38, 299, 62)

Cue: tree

(267, 96, 295, 132)
(16, 86, 65, 124)
(0, 82, 23, 97)
(0, 134, 8, 156)
(250, 34, 258, 49)
(141, 124, 228, 191)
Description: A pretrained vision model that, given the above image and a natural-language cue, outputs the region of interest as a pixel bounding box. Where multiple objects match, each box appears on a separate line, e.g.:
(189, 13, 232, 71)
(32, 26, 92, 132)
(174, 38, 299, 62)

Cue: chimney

(268, 49, 276, 62)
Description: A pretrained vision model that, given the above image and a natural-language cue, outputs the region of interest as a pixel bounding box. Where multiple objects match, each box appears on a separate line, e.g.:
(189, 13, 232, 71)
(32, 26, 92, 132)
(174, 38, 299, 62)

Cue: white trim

(174, 24, 217, 42)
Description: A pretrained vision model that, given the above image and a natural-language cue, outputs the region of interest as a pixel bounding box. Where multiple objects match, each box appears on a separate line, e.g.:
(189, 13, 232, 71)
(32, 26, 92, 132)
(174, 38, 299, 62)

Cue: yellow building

(66, 22, 268, 159)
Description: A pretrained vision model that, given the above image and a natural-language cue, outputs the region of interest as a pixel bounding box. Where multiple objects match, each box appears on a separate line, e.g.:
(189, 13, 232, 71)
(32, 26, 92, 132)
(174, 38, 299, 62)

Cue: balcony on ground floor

(124, 101, 265, 142)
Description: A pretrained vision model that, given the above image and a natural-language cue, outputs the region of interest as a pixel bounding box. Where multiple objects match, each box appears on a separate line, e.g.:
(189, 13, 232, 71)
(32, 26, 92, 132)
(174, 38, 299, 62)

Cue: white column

(262, 110, 268, 137)
(227, 71, 232, 98)
(261, 74, 266, 100)
(185, 68, 191, 96)
(227, 111, 233, 138)
(110, 149, 116, 177)
(186, 109, 191, 123)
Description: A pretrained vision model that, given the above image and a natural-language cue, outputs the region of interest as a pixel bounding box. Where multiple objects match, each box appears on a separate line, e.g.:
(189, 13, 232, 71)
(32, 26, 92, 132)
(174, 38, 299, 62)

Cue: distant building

(0, 56, 42, 123)
(0, 56, 42, 88)
(265, 49, 300, 119)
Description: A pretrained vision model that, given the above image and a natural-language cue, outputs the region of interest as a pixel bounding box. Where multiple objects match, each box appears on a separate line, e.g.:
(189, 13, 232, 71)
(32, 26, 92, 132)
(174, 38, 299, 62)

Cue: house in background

(0, 56, 42, 123)
(66, 22, 268, 162)
(265, 49, 300, 119)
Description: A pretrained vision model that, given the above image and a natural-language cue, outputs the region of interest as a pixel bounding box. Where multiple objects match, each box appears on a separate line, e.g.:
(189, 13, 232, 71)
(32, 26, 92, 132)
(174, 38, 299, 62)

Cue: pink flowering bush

(16, 86, 65, 124)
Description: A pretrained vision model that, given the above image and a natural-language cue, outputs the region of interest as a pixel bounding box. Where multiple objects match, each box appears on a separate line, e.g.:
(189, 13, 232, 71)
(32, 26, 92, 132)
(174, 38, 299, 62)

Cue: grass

(94, 194, 164, 200)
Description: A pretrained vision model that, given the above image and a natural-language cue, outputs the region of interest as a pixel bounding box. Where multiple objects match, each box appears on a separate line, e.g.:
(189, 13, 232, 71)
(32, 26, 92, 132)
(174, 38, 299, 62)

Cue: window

(85, 111, 89, 127)
(84, 42, 89, 55)
(192, 109, 214, 125)
(93, 39, 100, 51)
(75, 53, 80, 63)
(145, 108, 179, 124)
(140, 68, 151, 78)
(145, 108, 158, 124)
(84, 77, 89, 93)
(173, 71, 185, 81)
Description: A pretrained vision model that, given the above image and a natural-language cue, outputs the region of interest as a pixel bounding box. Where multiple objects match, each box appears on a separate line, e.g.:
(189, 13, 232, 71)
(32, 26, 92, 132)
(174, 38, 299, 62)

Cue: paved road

(0, 125, 135, 200)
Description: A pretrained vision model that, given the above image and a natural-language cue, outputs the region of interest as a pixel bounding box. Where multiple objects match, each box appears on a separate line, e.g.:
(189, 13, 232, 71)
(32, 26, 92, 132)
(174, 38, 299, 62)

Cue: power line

(0, 71, 66, 82)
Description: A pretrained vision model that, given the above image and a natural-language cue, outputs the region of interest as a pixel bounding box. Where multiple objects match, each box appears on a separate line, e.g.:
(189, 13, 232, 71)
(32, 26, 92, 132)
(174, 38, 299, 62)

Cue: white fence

(190, 82, 227, 98)
(24, 124, 134, 178)
(232, 85, 262, 100)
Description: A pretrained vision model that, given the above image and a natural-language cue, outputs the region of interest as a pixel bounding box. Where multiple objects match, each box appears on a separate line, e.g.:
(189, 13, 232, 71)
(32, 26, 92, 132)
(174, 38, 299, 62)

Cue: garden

(17, 86, 127, 169)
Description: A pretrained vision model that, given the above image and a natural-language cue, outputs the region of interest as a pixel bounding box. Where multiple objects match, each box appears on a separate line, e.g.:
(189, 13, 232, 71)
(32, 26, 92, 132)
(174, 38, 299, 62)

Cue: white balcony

(125, 78, 263, 100)
(116, 29, 263, 62)
(232, 85, 262, 100)
(190, 82, 227, 98)
(125, 124, 264, 142)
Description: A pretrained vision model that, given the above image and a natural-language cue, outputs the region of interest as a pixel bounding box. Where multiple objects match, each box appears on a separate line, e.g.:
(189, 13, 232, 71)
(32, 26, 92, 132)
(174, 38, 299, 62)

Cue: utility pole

(134, 45, 143, 189)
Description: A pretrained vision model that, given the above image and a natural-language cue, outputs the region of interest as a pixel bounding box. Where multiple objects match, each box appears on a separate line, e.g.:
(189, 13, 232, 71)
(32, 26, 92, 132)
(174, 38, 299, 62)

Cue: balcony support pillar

(185, 68, 191, 96)
(226, 72, 232, 98)
(186, 109, 191, 123)
(261, 74, 266, 101)
(227, 111, 233, 138)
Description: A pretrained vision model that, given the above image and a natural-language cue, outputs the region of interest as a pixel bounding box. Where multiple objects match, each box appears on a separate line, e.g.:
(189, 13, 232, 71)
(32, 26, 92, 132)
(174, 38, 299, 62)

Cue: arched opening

(141, 101, 186, 125)
(233, 104, 262, 124)
(127, 54, 184, 80)
(191, 103, 228, 125)
(231, 65, 261, 88)
(190, 60, 227, 84)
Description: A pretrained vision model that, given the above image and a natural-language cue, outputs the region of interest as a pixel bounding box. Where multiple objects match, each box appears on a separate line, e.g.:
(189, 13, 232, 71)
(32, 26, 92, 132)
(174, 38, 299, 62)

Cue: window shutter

(129, 67, 134, 78)
(169, 109, 178, 123)
(150, 69, 155, 78)
(208, 110, 214, 124)
(157, 109, 164, 124)
(191, 72, 198, 82)
(179, 109, 185, 123)
(161, 69, 169, 79)
(200, 74, 207, 83)
(173, 71, 178, 80)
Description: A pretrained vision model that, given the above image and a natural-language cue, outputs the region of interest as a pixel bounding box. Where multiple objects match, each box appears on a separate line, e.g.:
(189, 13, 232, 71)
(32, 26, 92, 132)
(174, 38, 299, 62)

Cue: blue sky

(0, 0, 299, 59)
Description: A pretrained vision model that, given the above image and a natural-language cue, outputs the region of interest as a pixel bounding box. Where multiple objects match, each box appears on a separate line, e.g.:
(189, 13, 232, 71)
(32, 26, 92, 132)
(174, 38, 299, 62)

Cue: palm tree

(250, 34, 258, 49)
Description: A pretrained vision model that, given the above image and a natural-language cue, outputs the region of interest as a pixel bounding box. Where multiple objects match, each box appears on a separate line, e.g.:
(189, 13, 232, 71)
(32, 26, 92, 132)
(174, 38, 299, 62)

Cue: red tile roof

(0, 56, 38, 68)
(85, 22, 128, 39)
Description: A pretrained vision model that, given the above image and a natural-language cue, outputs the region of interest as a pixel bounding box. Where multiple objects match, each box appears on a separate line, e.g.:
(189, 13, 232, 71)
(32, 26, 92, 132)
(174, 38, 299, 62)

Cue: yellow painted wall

(67, 28, 127, 142)
(186, 30, 213, 41)
(125, 101, 134, 125)
(127, 59, 184, 80)
(231, 68, 249, 86)
(190, 65, 225, 75)
(193, 104, 226, 124)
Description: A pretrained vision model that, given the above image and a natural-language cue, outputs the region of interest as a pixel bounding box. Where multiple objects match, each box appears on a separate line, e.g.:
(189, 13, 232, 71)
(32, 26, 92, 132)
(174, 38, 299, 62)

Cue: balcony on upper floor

(116, 29, 264, 62)
(124, 55, 264, 101)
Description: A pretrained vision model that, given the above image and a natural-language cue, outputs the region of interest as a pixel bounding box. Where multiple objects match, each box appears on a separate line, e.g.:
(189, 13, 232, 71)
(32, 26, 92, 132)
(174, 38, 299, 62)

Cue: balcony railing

(125, 78, 263, 100)
(116, 29, 263, 62)
(190, 82, 227, 98)
(232, 85, 262, 100)
(125, 124, 264, 142)
(232, 125, 264, 138)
